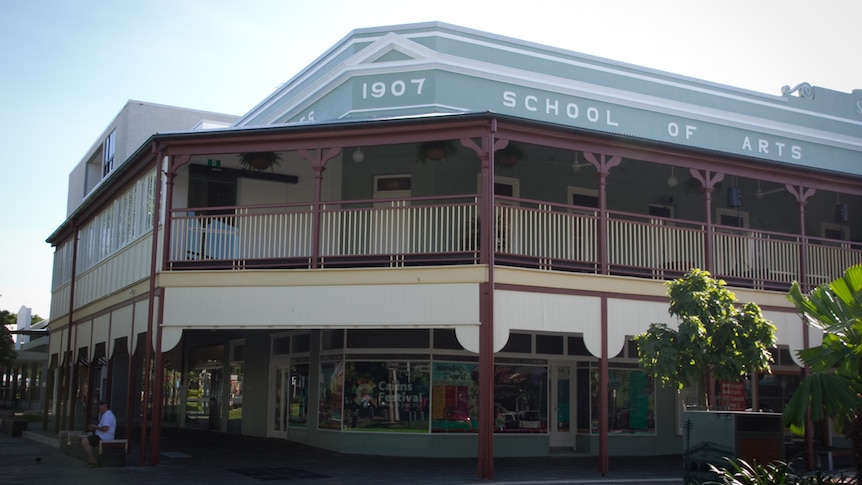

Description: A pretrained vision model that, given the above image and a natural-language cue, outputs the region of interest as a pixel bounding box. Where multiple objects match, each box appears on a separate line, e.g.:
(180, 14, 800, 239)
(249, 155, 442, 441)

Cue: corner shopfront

(177, 327, 673, 458)
(165, 271, 803, 460)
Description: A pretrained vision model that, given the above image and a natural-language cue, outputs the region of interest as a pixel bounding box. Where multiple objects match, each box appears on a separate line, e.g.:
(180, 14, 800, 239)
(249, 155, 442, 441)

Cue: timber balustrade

(167, 195, 860, 290)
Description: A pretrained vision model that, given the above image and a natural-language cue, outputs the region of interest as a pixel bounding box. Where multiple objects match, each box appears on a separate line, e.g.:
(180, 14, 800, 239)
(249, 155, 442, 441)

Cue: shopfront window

(587, 367, 655, 434)
(228, 365, 243, 433)
(431, 361, 548, 434)
(494, 364, 548, 433)
(431, 362, 478, 433)
(163, 368, 182, 424)
(750, 373, 800, 413)
(318, 358, 344, 430)
(343, 360, 430, 433)
(228, 340, 244, 433)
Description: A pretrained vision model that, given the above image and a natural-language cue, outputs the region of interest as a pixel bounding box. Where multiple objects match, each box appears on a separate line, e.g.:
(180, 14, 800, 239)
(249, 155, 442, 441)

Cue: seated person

(81, 400, 116, 467)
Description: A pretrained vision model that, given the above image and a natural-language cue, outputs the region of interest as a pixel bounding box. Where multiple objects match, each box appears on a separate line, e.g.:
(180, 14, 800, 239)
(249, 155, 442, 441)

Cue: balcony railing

(320, 196, 479, 267)
(168, 196, 861, 290)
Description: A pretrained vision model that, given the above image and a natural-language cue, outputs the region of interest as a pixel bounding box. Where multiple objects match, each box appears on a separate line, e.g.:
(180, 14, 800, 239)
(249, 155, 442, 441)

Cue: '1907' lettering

(362, 78, 426, 99)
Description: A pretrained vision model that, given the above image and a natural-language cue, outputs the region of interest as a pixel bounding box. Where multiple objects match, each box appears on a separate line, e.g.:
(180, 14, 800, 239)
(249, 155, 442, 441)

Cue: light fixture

(666, 167, 678, 187)
(352, 148, 365, 163)
(727, 186, 742, 208)
(835, 193, 848, 223)
(835, 203, 849, 223)
(571, 153, 590, 172)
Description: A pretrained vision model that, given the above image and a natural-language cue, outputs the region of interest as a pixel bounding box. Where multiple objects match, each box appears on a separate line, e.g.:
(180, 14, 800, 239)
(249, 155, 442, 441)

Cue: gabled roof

(234, 21, 862, 175)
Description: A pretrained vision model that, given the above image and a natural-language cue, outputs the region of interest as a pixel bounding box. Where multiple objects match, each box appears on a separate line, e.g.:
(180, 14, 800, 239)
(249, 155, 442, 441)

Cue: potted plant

(239, 151, 282, 171)
(495, 142, 526, 168)
(416, 141, 457, 162)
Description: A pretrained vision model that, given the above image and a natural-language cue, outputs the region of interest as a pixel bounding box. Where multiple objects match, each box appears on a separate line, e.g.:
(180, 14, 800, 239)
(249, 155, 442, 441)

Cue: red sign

(720, 381, 746, 411)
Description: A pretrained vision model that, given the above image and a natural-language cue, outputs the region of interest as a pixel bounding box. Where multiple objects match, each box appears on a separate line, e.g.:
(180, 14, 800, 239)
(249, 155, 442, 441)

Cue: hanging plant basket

(416, 141, 457, 163)
(239, 151, 282, 171)
(495, 142, 526, 168)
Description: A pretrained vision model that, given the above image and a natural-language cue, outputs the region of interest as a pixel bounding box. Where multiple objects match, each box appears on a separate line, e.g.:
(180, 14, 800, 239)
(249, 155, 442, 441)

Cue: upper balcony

(167, 193, 860, 292)
(159, 119, 861, 293)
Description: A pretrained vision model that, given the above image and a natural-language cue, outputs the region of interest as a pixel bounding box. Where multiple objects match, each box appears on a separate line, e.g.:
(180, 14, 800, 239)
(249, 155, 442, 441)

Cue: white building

(45, 22, 861, 475)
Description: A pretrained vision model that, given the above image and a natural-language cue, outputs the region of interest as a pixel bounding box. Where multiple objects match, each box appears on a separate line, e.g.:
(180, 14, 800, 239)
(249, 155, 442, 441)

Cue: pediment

(235, 32, 445, 127)
(373, 49, 415, 63)
(343, 32, 440, 66)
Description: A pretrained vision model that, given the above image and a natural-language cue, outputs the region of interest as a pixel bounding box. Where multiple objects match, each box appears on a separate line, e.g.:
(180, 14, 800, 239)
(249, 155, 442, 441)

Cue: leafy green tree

(784, 264, 862, 481)
(634, 269, 776, 407)
(0, 310, 19, 368)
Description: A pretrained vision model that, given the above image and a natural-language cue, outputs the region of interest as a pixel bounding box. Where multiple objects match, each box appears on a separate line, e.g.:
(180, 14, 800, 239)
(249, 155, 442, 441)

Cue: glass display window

(228, 364, 243, 433)
(493, 364, 548, 433)
(431, 362, 478, 433)
(583, 367, 655, 434)
(431, 361, 549, 434)
(318, 358, 344, 430)
(343, 360, 430, 433)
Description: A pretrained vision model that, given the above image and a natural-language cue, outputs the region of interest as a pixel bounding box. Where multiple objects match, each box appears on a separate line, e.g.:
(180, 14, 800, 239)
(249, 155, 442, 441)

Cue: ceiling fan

(755, 182, 784, 199)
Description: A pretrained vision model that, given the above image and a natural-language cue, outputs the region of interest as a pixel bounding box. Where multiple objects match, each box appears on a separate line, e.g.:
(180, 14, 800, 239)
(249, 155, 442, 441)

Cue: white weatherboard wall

(764, 310, 821, 367)
(75, 320, 91, 360)
(110, 304, 133, 359)
(493, 290, 669, 357)
(161, 283, 480, 352)
(607, 298, 671, 357)
(48, 328, 62, 363)
(52, 298, 155, 365)
(494, 290, 600, 354)
(133, 298, 150, 355)
(92, 313, 110, 360)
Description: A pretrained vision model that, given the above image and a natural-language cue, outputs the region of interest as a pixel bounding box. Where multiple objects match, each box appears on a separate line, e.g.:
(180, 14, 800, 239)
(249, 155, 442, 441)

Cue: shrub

(706, 458, 851, 485)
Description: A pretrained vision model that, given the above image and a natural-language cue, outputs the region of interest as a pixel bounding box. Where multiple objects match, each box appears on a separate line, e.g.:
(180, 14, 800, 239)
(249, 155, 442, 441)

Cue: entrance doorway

(269, 360, 291, 438)
(550, 363, 574, 448)
(185, 367, 222, 431)
(268, 357, 312, 438)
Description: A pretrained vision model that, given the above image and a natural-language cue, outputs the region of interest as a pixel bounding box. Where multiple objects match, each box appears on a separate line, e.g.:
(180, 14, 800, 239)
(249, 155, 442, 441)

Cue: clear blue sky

(1, 0, 858, 318)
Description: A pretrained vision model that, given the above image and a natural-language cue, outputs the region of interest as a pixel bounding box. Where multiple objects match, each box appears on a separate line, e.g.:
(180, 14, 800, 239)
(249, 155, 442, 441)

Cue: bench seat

(98, 439, 128, 467)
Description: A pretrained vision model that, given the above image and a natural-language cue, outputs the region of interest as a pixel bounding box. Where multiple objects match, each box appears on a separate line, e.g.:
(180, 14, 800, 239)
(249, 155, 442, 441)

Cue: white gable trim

(343, 31, 440, 66)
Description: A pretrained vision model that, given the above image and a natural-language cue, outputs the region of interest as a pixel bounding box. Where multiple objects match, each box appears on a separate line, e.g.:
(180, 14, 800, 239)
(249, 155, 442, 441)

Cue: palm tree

(784, 264, 862, 480)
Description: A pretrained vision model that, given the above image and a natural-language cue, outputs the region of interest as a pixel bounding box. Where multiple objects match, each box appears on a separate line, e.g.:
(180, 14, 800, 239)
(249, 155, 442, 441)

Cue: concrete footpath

(3, 425, 685, 485)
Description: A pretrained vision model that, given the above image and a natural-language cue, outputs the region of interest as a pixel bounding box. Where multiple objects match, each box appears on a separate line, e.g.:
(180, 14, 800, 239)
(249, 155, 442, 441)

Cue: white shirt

(96, 409, 117, 441)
